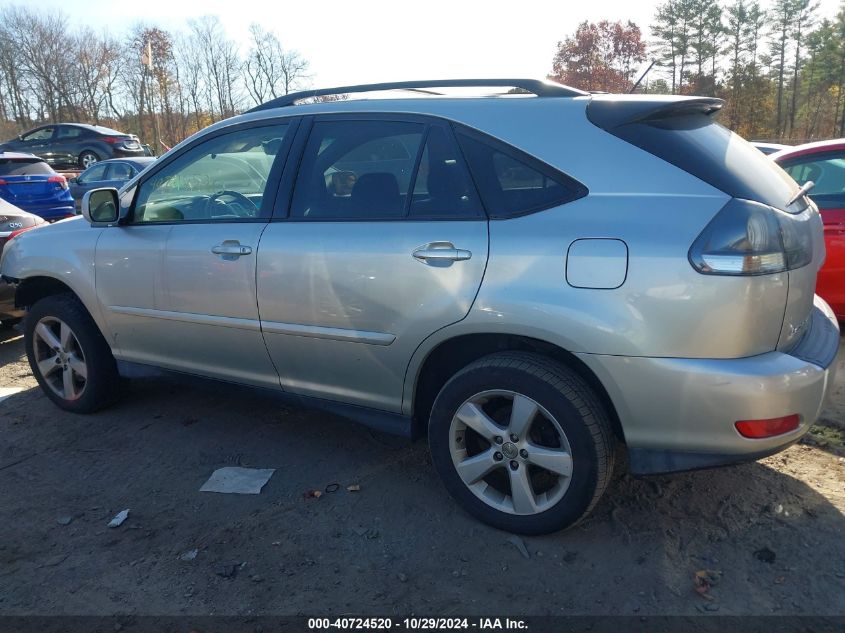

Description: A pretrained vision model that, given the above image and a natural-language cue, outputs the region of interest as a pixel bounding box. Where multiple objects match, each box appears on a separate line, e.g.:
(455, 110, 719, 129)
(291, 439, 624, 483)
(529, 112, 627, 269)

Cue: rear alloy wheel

(429, 352, 615, 534)
(78, 151, 99, 169)
(25, 294, 122, 413)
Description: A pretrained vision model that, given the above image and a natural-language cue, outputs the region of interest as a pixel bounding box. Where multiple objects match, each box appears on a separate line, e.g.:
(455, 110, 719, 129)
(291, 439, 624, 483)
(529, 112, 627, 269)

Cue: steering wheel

(205, 190, 258, 218)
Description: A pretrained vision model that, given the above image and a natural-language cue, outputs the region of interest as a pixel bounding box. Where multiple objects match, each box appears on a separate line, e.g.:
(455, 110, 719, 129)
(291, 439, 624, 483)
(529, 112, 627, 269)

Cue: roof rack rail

(246, 78, 587, 113)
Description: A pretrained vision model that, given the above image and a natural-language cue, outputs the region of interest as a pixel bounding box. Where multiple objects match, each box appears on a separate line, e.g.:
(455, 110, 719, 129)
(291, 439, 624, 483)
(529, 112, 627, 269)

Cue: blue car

(0, 151, 75, 222)
(69, 157, 156, 212)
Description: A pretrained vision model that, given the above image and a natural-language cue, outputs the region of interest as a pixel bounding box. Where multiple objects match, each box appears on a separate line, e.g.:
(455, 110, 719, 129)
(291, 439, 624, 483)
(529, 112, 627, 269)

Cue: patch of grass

(802, 421, 845, 455)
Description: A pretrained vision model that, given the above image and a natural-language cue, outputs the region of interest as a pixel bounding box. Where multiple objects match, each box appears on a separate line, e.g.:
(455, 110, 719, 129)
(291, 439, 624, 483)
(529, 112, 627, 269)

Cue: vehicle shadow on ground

(0, 373, 843, 616)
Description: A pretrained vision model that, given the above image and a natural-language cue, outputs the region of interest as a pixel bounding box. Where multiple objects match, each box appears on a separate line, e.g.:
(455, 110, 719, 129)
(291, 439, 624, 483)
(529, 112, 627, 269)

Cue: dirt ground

(0, 326, 843, 617)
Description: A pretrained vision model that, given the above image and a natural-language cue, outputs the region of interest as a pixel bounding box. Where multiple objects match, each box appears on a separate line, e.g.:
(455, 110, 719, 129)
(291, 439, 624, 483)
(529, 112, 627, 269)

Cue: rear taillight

(689, 199, 813, 276)
(0, 178, 7, 186)
(7, 226, 37, 240)
(735, 414, 801, 439)
(101, 136, 121, 144)
(47, 175, 68, 190)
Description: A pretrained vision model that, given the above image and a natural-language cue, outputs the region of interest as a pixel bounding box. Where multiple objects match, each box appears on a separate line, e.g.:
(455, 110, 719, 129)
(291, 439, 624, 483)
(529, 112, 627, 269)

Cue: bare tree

(0, 6, 313, 144)
(188, 16, 241, 121)
(243, 24, 311, 105)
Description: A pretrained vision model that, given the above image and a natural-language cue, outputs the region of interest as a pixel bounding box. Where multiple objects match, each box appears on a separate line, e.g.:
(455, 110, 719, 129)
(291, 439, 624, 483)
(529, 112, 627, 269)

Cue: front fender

(1, 218, 107, 335)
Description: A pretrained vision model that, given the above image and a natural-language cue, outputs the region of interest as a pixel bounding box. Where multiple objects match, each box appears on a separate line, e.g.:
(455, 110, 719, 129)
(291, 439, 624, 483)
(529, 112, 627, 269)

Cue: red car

(772, 140, 845, 321)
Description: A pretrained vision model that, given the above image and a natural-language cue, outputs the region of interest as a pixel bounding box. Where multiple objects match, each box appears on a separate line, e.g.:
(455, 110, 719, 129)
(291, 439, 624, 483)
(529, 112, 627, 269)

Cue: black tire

(78, 150, 100, 169)
(428, 352, 615, 534)
(25, 293, 122, 413)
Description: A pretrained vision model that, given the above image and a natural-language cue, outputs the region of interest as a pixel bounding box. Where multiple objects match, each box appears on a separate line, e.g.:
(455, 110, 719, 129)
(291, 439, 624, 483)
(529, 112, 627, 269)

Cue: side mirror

(67, 176, 78, 184)
(81, 188, 120, 225)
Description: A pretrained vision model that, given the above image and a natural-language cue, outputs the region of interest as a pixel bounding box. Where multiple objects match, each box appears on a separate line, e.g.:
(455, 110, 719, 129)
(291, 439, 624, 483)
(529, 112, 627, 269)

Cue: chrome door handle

(212, 241, 252, 259)
(412, 242, 472, 264)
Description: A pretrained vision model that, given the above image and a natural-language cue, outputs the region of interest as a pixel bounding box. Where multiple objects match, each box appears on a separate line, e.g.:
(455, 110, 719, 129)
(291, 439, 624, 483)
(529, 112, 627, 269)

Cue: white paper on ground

(108, 509, 130, 528)
(0, 387, 24, 404)
(199, 467, 276, 495)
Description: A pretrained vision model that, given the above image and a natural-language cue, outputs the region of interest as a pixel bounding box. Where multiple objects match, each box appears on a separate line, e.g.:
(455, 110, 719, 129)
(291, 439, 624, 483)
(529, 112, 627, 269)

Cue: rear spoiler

(587, 95, 724, 130)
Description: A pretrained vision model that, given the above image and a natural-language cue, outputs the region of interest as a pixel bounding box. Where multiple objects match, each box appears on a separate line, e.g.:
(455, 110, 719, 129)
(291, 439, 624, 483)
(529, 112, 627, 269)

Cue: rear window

(0, 158, 53, 176)
(456, 131, 587, 218)
(92, 126, 127, 136)
(592, 108, 797, 210)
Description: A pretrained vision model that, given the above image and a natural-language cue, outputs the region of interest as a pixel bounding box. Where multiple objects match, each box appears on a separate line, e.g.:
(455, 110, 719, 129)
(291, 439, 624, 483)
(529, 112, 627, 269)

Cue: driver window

(23, 127, 54, 142)
(132, 123, 289, 223)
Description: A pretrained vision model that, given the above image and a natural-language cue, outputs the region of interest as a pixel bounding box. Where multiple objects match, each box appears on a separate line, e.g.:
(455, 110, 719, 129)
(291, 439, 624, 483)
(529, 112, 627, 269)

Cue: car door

(95, 120, 297, 388)
(52, 125, 85, 167)
(257, 116, 489, 412)
(16, 126, 55, 161)
(70, 163, 108, 210)
(780, 151, 845, 317)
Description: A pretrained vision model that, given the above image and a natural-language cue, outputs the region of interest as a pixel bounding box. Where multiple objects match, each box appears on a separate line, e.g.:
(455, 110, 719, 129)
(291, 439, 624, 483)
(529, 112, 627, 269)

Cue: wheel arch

(15, 275, 108, 337)
(16, 276, 77, 310)
(408, 332, 626, 444)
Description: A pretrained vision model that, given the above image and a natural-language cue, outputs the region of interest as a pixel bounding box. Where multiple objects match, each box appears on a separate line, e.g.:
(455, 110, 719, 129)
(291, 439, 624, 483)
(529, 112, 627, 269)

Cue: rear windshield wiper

(786, 180, 814, 207)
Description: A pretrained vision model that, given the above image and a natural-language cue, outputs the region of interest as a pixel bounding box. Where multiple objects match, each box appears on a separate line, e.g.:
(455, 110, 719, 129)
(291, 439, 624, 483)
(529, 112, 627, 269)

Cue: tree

(688, 0, 723, 95)
(769, 0, 799, 137)
(787, 0, 820, 136)
(550, 20, 646, 92)
(243, 24, 310, 105)
(187, 15, 241, 121)
(652, 0, 699, 93)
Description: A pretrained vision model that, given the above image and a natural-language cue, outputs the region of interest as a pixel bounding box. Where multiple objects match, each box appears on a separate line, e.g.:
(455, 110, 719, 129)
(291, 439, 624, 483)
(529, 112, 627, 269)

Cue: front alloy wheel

(32, 316, 88, 401)
(25, 294, 123, 413)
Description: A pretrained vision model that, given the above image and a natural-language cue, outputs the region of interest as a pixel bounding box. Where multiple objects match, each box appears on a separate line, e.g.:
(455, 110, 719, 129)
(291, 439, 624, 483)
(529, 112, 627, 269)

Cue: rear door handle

(412, 242, 472, 264)
(212, 241, 252, 260)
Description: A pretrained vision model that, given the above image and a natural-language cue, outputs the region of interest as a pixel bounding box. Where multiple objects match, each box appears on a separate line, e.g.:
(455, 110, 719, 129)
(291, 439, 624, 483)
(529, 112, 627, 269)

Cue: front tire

(25, 294, 122, 413)
(78, 151, 99, 169)
(428, 352, 615, 534)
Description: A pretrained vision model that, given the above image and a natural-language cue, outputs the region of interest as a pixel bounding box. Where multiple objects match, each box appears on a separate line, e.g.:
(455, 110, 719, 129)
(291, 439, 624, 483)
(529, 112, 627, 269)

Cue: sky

(16, 0, 845, 88)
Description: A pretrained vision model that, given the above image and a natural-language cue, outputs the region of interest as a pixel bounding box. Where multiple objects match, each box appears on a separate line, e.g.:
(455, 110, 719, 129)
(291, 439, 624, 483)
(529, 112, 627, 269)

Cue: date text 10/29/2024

(308, 618, 528, 630)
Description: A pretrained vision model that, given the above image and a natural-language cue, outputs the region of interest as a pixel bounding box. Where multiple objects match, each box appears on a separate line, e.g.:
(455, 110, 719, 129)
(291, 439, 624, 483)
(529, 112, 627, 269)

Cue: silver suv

(1, 80, 839, 534)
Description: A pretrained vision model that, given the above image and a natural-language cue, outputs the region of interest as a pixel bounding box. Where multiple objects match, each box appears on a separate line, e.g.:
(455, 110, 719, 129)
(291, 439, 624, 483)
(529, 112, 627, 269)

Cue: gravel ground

(0, 326, 843, 616)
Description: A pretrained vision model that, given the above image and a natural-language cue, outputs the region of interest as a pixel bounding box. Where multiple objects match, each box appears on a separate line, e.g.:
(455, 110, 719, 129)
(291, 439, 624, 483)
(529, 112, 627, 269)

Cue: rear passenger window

(57, 127, 84, 139)
(291, 120, 483, 220)
(457, 132, 587, 218)
(106, 163, 133, 181)
(291, 120, 424, 219)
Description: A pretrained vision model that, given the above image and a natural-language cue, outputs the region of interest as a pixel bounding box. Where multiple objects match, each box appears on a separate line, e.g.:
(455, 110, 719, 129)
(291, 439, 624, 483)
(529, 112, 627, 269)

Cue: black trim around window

(120, 110, 589, 226)
(451, 123, 589, 219)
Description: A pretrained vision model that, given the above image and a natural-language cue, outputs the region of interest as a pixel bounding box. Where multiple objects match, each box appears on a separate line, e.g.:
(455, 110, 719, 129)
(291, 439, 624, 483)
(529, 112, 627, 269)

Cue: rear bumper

(112, 148, 145, 158)
(577, 295, 840, 475)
